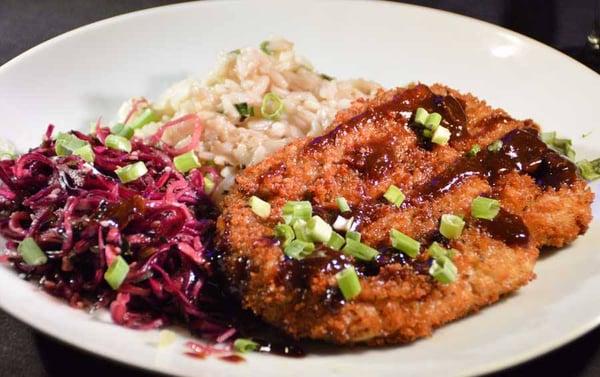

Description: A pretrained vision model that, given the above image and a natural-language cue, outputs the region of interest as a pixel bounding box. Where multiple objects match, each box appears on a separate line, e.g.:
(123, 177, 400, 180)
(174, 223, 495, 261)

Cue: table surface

(1, 1, 599, 376)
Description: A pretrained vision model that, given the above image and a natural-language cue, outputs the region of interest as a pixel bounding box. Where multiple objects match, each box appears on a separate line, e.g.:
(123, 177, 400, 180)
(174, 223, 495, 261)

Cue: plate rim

(0, 1, 599, 376)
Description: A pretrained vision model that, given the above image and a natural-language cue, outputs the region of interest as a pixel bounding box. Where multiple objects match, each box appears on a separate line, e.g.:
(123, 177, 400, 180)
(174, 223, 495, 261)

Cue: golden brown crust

(216, 83, 593, 345)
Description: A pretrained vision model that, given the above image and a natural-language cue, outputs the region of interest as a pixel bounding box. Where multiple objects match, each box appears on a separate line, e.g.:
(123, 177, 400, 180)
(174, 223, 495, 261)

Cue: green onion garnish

(332, 215, 354, 232)
(72, 144, 95, 163)
(429, 257, 458, 284)
(427, 242, 453, 260)
(424, 112, 442, 130)
(173, 150, 201, 173)
(336, 266, 362, 301)
(249, 196, 271, 219)
(471, 196, 500, 220)
(260, 92, 284, 121)
(577, 159, 600, 181)
(467, 144, 481, 157)
(390, 229, 420, 258)
(336, 197, 351, 213)
(55, 133, 87, 157)
(259, 41, 272, 55)
(284, 239, 315, 260)
(383, 184, 405, 207)
(234, 102, 254, 121)
(128, 108, 159, 130)
(105, 134, 132, 153)
(282, 201, 312, 224)
(346, 231, 361, 242)
(342, 238, 378, 261)
(111, 123, 134, 139)
(292, 219, 310, 241)
(115, 161, 148, 184)
(229, 49, 241, 55)
(17, 237, 47, 266)
(431, 126, 451, 145)
(307, 215, 333, 243)
(275, 223, 295, 247)
(541, 131, 556, 144)
(541, 132, 576, 159)
(0, 151, 15, 160)
(327, 232, 345, 251)
(234, 338, 259, 353)
(203, 176, 215, 195)
(487, 140, 503, 152)
(414, 108, 429, 125)
(104, 255, 130, 290)
(439, 214, 465, 240)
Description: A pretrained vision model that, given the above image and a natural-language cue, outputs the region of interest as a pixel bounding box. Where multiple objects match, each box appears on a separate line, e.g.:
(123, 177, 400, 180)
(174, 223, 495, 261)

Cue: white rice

(117, 38, 381, 191)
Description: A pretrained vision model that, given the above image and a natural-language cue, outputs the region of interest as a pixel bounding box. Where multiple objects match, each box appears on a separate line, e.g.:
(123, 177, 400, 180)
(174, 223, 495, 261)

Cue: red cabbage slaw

(0, 124, 235, 341)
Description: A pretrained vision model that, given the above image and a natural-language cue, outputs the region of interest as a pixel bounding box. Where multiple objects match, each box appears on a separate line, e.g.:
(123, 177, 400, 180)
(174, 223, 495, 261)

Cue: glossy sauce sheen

(476, 209, 529, 245)
(345, 138, 397, 184)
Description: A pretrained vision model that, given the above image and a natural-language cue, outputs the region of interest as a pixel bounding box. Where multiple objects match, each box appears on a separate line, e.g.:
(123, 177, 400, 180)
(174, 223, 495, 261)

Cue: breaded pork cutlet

(216, 84, 593, 345)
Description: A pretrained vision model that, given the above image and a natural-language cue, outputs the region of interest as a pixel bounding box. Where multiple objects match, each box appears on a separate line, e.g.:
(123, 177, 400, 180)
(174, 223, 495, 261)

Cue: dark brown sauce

(411, 127, 577, 204)
(476, 208, 529, 245)
(345, 139, 397, 184)
(472, 114, 513, 137)
(219, 355, 246, 363)
(97, 195, 146, 229)
(278, 251, 351, 290)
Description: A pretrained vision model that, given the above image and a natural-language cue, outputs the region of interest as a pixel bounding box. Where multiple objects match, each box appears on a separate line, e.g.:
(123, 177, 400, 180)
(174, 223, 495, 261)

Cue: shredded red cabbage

(0, 125, 233, 339)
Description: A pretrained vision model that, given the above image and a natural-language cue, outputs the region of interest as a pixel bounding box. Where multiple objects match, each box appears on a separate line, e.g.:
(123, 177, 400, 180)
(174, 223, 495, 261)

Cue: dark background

(0, 1, 599, 376)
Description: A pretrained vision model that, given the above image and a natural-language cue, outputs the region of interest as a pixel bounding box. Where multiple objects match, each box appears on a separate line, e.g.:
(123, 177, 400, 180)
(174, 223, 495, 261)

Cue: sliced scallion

(234, 338, 259, 353)
(260, 92, 284, 121)
(17, 237, 47, 266)
(427, 242, 453, 260)
(541, 131, 556, 144)
(383, 184, 405, 207)
(249, 196, 271, 219)
(332, 215, 354, 232)
(115, 161, 148, 184)
(259, 41, 272, 55)
(284, 239, 315, 260)
(467, 144, 481, 157)
(104, 255, 130, 290)
(390, 229, 420, 258)
(55, 133, 87, 157)
(336, 197, 351, 213)
(275, 223, 295, 248)
(292, 219, 311, 242)
(429, 257, 458, 284)
(577, 159, 600, 181)
(439, 214, 465, 240)
(307, 215, 332, 243)
(72, 143, 95, 163)
(414, 107, 429, 125)
(342, 238, 378, 261)
(471, 196, 500, 220)
(234, 102, 254, 121)
(336, 266, 361, 301)
(203, 176, 215, 195)
(128, 108, 159, 130)
(487, 140, 503, 152)
(424, 112, 442, 130)
(346, 231, 361, 242)
(105, 134, 132, 153)
(173, 150, 201, 173)
(431, 126, 451, 145)
(327, 232, 345, 251)
(111, 123, 134, 139)
(282, 201, 312, 224)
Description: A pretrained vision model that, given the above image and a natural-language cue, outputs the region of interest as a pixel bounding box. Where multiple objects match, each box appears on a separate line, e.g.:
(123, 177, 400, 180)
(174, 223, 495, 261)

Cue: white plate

(1, 1, 599, 376)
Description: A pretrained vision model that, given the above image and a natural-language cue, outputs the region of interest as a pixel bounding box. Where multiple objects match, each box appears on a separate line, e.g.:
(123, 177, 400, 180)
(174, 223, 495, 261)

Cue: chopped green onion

(336, 197, 351, 213)
(439, 214, 465, 240)
(260, 41, 272, 55)
(390, 229, 420, 258)
(424, 112, 442, 130)
(427, 242, 453, 260)
(17, 237, 47, 266)
(128, 108, 159, 130)
(111, 123, 134, 139)
(0, 151, 15, 160)
(105, 134, 132, 153)
(346, 231, 361, 242)
(54, 133, 87, 157)
(429, 257, 458, 284)
(577, 159, 600, 181)
(73, 144, 95, 163)
(234, 102, 254, 121)
(284, 239, 315, 260)
(541, 131, 556, 144)
(319, 73, 334, 81)
(234, 338, 259, 353)
(423, 129, 433, 138)
(229, 49, 241, 55)
(282, 201, 312, 224)
(336, 266, 362, 301)
(327, 232, 345, 251)
(487, 140, 503, 152)
(307, 215, 333, 243)
(275, 224, 295, 248)
(342, 238, 378, 261)
(115, 161, 148, 184)
(104, 255, 130, 290)
(542, 132, 576, 160)
(467, 144, 481, 157)
(414, 108, 429, 125)
(292, 219, 311, 241)
(173, 150, 201, 173)
(249, 196, 271, 219)
(260, 92, 284, 121)
(471, 196, 500, 220)
(431, 126, 451, 145)
(383, 184, 405, 207)
(203, 176, 215, 194)
(332, 215, 354, 232)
